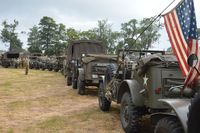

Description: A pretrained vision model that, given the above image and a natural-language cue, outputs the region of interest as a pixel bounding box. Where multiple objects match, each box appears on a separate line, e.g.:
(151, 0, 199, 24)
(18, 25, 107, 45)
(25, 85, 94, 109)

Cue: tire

(188, 93, 200, 133)
(67, 77, 72, 86)
(154, 117, 183, 133)
(54, 69, 59, 72)
(77, 78, 85, 95)
(98, 81, 111, 111)
(72, 76, 77, 89)
(120, 92, 141, 133)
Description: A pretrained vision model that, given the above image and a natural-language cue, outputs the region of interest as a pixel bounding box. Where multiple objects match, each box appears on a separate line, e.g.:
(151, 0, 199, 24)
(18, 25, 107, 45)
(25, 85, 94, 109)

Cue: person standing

(24, 57, 29, 75)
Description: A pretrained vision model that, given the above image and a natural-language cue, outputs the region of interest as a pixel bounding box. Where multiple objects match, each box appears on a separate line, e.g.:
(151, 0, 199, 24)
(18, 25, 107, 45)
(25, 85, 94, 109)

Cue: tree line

(0, 16, 163, 55)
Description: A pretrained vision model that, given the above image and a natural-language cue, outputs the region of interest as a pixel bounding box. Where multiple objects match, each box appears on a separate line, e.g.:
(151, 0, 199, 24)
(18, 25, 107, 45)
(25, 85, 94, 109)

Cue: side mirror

(187, 54, 198, 67)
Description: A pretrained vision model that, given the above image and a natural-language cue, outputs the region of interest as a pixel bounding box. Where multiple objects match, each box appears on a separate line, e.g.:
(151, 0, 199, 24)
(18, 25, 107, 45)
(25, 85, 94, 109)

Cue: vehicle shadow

(85, 87, 98, 97)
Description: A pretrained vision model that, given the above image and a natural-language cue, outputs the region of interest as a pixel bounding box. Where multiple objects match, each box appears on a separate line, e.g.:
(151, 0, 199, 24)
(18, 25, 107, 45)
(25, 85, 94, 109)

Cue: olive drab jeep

(1, 51, 22, 68)
(46, 56, 56, 71)
(98, 50, 199, 133)
(64, 40, 106, 88)
(53, 56, 65, 72)
(29, 53, 43, 69)
(77, 54, 117, 95)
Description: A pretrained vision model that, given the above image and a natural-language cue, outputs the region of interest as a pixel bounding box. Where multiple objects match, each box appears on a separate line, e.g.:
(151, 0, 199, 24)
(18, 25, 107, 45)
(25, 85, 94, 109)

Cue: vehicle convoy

(53, 56, 65, 72)
(1, 51, 22, 68)
(77, 54, 117, 95)
(98, 49, 198, 133)
(46, 56, 56, 71)
(64, 40, 106, 88)
(29, 53, 42, 69)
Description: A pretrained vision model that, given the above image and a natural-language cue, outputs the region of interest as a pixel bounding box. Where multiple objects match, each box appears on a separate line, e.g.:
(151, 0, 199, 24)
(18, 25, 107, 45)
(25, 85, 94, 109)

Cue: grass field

(0, 68, 123, 133)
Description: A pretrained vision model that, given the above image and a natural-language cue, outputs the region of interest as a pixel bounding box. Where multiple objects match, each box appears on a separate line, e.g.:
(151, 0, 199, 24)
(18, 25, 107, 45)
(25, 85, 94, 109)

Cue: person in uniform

(24, 57, 29, 75)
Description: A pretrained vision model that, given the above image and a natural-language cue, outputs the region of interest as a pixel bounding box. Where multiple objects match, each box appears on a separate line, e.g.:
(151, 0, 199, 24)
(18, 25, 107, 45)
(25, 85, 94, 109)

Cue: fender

(78, 68, 84, 81)
(117, 80, 144, 106)
(159, 99, 190, 133)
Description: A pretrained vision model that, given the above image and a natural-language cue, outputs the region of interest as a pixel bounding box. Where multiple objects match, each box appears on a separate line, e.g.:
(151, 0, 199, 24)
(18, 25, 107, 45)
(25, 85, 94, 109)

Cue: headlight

(92, 74, 98, 78)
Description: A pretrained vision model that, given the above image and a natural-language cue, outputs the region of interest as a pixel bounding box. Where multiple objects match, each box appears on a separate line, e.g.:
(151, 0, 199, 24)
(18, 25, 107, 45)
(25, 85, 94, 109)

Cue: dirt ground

(0, 68, 124, 133)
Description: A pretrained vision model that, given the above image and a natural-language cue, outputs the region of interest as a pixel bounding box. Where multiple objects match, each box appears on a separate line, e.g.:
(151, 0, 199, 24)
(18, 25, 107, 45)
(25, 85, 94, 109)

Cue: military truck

(53, 56, 65, 72)
(46, 56, 56, 71)
(38, 56, 48, 70)
(1, 51, 21, 68)
(29, 53, 42, 69)
(77, 54, 117, 95)
(98, 50, 197, 133)
(65, 40, 106, 88)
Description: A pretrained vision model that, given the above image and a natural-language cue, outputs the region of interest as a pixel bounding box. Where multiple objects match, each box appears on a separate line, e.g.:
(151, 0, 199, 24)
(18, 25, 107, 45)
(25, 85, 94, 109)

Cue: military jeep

(53, 56, 65, 72)
(29, 53, 42, 69)
(65, 40, 105, 88)
(98, 50, 197, 133)
(77, 54, 117, 95)
(1, 51, 22, 68)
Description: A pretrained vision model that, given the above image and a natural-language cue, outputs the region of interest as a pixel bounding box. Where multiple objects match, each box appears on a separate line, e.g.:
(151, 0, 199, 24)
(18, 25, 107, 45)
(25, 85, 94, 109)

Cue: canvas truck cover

(82, 54, 117, 64)
(137, 54, 178, 70)
(137, 54, 179, 75)
(67, 40, 105, 60)
(4, 52, 22, 59)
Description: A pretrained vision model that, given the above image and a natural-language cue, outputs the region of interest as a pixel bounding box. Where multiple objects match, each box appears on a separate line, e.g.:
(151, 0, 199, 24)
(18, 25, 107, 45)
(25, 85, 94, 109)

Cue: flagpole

(127, 0, 176, 51)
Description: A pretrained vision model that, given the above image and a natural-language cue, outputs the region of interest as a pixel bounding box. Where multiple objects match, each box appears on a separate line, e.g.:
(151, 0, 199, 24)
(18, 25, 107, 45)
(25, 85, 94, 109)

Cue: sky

(0, 0, 199, 51)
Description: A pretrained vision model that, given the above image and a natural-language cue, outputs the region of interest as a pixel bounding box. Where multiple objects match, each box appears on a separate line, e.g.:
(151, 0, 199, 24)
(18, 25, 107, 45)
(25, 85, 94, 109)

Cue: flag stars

(171, 0, 197, 40)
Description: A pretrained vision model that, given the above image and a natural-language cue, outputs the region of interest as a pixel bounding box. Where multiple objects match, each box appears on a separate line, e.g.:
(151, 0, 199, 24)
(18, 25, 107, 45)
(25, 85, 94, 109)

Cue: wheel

(67, 77, 72, 86)
(98, 81, 111, 111)
(154, 117, 183, 133)
(120, 92, 141, 133)
(72, 76, 77, 89)
(77, 78, 85, 95)
(188, 93, 200, 133)
(54, 69, 59, 72)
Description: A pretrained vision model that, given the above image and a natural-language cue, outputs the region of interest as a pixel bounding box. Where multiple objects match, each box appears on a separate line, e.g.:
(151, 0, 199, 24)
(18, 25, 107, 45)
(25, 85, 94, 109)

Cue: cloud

(0, 0, 199, 50)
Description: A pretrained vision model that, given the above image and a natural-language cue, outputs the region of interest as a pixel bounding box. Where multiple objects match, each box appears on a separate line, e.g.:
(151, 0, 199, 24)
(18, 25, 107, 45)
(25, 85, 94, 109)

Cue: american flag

(163, 0, 199, 86)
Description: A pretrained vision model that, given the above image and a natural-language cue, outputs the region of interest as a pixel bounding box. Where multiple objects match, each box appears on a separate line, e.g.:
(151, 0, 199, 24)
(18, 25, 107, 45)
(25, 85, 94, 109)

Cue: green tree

(121, 19, 139, 49)
(120, 17, 162, 50)
(54, 23, 67, 55)
(94, 20, 117, 53)
(0, 20, 23, 51)
(79, 30, 97, 40)
(66, 28, 80, 41)
(27, 25, 42, 53)
(83, 20, 121, 53)
(39, 16, 58, 56)
(139, 17, 162, 50)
